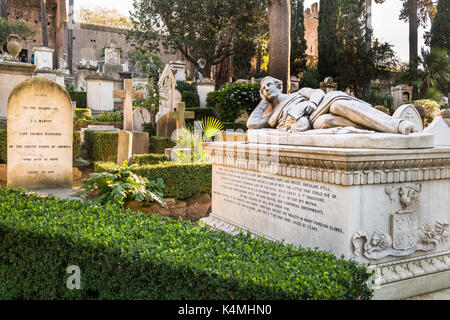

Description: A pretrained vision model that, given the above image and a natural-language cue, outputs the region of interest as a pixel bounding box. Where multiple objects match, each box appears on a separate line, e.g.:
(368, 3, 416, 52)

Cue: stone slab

(117, 130, 133, 165)
(247, 129, 434, 149)
(7, 77, 73, 189)
(203, 141, 450, 299)
(393, 104, 424, 132)
(132, 131, 149, 155)
(424, 116, 450, 146)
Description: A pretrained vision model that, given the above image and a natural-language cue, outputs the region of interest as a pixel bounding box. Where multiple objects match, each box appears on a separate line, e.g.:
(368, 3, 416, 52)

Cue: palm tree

(268, 0, 291, 93)
(416, 47, 450, 99)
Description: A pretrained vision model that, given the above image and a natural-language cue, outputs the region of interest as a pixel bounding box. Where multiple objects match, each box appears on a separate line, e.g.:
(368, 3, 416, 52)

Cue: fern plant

(77, 161, 165, 207)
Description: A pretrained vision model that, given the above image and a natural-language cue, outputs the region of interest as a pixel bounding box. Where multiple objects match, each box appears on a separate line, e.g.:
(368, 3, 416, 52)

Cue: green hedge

(70, 92, 87, 109)
(73, 131, 81, 161)
(222, 122, 247, 131)
(0, 188, 373, 299)
(132, 154, 168, 166)
(95, 161, 211, 200)
(176, 81, 200, 108)
(84, 131, 118, 162)
(74, 108, 91, 120)
(0, 130, 82, 164)
(149, 136, 176, 154)
(186, 107, 216, 121)
(0, 129, 6, 164)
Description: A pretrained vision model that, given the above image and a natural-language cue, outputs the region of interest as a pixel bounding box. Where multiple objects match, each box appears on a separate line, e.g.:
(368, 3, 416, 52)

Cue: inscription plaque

(7, 77, 73, 188)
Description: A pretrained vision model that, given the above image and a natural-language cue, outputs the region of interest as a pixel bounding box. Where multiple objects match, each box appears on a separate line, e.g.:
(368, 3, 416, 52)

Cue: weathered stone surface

(0, 164, 6, 182)
(186, 193, 211, 220)
(132, 107, 151, 132)
(131, 132, 149, 155)
(393, 104, 424, 132)
(7, 77, 73, 189)
(72, 167, 82, 181)
(424, 116, 450, 146)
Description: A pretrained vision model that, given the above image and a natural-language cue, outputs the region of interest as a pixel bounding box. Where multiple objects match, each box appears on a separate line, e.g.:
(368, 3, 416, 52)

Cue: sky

(67, 0, 430, 63)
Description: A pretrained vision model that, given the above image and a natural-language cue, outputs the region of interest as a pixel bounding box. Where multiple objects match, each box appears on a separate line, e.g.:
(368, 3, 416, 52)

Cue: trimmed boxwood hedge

(0, 130, 82, 164)
(149, 136, 176, 154)
(95, 161, 212, 200)
(70, 92, 87, 109)
(0, 188, 373, 300)
(84, 131, 118, 162)
(133, 153, 168, 166)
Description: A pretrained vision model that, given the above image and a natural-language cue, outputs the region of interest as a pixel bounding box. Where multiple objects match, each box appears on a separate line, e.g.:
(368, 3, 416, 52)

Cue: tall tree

(409, 0, 418, 70)
(317, 0, 339, 81)
(430, 0, 449, 51)
(129, 0, 266, 80)
(268, 0, 291, 93)
(336, 0, 371, 96)
(290, 0, 307, 76)
(366, 0, 373, 53)
(40, 0, 48, 47)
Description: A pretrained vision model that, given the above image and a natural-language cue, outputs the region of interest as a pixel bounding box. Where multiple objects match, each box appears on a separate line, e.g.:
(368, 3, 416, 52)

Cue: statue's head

(260, 76, 283, 101)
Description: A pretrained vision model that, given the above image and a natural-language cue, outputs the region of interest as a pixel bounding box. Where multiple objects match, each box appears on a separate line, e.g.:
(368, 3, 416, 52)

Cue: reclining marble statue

(247, 76, 417, 135)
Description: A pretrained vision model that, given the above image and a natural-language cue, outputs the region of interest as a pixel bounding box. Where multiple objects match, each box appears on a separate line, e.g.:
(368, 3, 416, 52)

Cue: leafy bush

(84, 131, 118, 162)
(299, 67, 320, 89)
(73, 131, 81, 161)
(176, 81, 200, 108)
(92, 112, 123, 123)
(70, 92, 87, 109)
(210, 83, 260, 122)
(0, 187, 373, 299)
(95, 161, 212, 200)
(78, 161, 165, 206)
(0, 129, 6, 164)
(414, 99, 441, 126)
(74, 108, 91, 121)
(360, 88, 394, 113)
(133, 154, 168, 166)
(149, 136, 176, 154)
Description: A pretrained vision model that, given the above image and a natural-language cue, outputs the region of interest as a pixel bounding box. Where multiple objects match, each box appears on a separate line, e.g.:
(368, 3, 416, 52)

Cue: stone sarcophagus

(202, 132, 450, 300)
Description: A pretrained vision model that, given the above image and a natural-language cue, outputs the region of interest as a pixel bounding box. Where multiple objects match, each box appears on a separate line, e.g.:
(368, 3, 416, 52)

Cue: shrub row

(69, 92, 87, 109)
(0, 130, 81, 164)
(74, 108, 91, 120)
(0, 188, 373, 300)
(149, 136, 176, 154)
(95, 161, 212, 200)
(132, 153, 168, 166)
(84, 131, 118, 162)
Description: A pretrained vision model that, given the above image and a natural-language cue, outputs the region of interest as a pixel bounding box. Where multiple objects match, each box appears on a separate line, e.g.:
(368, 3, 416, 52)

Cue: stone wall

(304, 2, 319, 60)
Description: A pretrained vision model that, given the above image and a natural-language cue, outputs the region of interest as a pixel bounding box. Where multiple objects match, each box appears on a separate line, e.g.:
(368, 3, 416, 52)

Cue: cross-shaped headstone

(113, 79, 143, 131)
(169, 102, 195, 130)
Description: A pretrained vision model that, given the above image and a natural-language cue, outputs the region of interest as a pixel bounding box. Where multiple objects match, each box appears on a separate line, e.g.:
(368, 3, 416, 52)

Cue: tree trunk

(366, 0, 372, 53)
(409, 0, 418, 71)
(68, 0, 74, 74)
(268, 0, 291, 93)
(0, 0, 7, 20)
(40, 0, 48, 47)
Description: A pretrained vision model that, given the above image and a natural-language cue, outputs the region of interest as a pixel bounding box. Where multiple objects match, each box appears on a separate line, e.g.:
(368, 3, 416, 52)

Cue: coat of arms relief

(352, 183, 448, 260)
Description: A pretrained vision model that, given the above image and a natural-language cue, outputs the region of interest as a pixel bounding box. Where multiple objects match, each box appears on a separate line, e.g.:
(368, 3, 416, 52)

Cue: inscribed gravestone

(393, 104, 424, 132)
(133, 107, 151, 132)
(156, 65, 182, 137)
(7, 77, 73, 188)
(423, 115, 450, 146)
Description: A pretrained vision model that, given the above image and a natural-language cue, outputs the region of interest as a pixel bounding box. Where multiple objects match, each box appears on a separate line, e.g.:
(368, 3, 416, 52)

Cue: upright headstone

(423, 112, 450, 146)
(7, 77, 73, 188)
(132, 107, 151, 132)
(113, 79, 147, 163)
(86, 74, 115, 114)
(103, 39, 123, 78)
(169, 60, 186, 81)
(393, 104, 424, 132)
(32, 47, 54, 70)
(169, 102, 195, 130)
(196, 79, 215, 108)
(156, 65, 182, 137)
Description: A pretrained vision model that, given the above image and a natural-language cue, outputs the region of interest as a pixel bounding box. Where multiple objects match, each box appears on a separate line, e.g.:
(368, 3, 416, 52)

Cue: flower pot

(7, 34, 22, 60)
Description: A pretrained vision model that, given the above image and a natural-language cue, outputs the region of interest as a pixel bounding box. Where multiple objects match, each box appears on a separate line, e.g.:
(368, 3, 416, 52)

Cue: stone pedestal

(196, 81, 215, 108)
(0, 61, 36, 127)
(170, 60, 186, 81)
(32, 46, 54, 70)
(86, 74, 115, 114)
(202, 139, 450, 300)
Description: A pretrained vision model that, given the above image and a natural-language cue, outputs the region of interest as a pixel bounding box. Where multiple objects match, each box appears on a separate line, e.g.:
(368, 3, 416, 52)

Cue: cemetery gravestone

(393, 104, 424, 132)
(156, 65, 182, 137)
(133, 107, 151, 132)
(424, 113, 450, 146)
(7, 77, 73, 188)
(169, 102, 195, 130)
